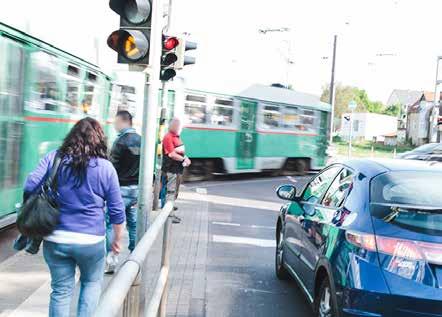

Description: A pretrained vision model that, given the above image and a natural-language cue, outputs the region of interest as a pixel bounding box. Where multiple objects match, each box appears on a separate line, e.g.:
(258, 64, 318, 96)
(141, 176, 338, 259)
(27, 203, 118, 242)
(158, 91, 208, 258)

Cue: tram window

(298, 109, 319, 133)
(184, 103, 207, 124)
(62, 65, 81, 113)
(184, 94, 208, 124)
(0, 37, 24, 115)
(282, 106, 300, 129)
(28, 51, 60, 112)
(211, 98, 234, 126)
(81, 74, 102, 116)
(0, 37, 24, 187)
(211, 105, 234, 126)
(262, 105, 282, 129)
(186, 94, 206, 103)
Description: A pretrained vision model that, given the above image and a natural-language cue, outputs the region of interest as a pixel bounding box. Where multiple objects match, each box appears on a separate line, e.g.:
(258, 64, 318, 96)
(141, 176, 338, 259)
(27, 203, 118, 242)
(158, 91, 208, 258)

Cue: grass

(334, 140, 414, 158)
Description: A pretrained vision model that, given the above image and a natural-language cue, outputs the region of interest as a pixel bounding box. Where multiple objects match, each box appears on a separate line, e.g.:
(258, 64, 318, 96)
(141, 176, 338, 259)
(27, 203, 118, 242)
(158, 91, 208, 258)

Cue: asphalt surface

(188, 174, 314, 317)
(0, 173, 315, 317)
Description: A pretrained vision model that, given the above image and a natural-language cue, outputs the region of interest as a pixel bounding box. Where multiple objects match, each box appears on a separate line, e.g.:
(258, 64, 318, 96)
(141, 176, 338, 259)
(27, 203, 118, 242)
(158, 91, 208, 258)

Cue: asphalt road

(188, 174, 315, 317)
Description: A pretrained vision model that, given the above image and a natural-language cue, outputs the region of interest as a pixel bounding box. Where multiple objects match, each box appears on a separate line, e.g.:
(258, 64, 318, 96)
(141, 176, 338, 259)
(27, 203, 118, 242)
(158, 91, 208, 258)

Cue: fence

(94, 201, 174, 317)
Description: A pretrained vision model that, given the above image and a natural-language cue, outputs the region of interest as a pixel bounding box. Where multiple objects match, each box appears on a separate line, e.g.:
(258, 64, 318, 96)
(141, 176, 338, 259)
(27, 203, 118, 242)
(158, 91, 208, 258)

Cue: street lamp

(348, 100, 357, 158)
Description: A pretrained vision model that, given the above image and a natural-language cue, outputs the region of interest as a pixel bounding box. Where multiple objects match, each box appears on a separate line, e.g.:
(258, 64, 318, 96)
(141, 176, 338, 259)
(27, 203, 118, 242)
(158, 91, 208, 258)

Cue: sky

(1, 0, 442, 103)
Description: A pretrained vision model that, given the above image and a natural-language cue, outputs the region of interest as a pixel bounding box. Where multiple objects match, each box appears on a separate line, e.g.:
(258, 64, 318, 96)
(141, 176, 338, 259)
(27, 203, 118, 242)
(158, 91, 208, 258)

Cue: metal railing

(94, 201, 174, 317)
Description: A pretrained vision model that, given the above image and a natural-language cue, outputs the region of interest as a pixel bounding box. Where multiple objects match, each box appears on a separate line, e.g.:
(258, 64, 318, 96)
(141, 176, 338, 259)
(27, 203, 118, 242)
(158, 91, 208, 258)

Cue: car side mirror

(276, 184, 297, 201)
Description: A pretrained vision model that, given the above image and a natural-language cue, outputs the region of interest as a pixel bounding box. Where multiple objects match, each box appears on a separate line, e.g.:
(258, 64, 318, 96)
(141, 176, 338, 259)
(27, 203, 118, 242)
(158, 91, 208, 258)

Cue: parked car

(275, 159, 442, 317)
(398, 142, 442, 161)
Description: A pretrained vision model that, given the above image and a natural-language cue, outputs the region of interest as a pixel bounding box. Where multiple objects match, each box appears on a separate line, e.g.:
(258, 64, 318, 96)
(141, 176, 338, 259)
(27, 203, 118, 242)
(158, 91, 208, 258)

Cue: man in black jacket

(105, 110, 141, 273)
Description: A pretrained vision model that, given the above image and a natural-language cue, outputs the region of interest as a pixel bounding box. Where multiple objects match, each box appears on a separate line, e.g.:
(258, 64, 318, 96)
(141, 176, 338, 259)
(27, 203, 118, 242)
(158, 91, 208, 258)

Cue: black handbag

(17, 153, 62, 239)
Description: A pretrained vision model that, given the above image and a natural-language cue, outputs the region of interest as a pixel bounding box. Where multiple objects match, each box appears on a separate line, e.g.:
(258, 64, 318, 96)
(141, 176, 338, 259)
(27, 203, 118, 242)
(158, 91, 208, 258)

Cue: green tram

(0, 22, 115, 227)
(177, 84, 331, 179)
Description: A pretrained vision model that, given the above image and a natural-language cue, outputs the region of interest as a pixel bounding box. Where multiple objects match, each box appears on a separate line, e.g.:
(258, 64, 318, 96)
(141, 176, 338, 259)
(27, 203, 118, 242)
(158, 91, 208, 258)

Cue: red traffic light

(163, 37, 179, 51)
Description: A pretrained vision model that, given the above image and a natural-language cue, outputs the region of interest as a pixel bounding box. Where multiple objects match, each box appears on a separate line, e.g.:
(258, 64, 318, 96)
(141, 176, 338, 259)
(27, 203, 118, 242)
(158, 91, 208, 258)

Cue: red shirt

(162, 132, 185, 173)
(162, 132, 185, 156)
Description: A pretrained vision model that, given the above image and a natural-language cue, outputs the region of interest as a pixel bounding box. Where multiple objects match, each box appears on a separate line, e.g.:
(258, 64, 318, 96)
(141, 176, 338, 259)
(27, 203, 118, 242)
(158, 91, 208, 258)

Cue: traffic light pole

(135, 0, 164, 313)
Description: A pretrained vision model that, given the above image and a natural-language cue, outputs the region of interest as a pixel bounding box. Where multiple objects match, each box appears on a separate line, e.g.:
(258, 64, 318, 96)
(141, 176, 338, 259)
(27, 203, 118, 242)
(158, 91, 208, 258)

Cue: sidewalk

(0, 187, 209, 317)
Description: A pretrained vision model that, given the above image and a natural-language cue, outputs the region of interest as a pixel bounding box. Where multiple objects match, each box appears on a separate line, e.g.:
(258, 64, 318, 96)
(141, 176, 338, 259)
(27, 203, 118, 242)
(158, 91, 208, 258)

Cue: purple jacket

(24, 150, 125, 236)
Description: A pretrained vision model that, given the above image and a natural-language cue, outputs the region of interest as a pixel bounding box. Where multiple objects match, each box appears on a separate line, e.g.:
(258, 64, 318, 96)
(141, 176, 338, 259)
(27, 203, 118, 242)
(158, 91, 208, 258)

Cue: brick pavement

(0, 187, 209, 317)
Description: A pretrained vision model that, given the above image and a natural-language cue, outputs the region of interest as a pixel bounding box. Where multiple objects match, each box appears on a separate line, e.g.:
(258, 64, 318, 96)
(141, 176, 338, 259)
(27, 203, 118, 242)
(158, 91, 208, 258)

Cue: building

(386, 89, 424, 144)
(340, 112, 398, 142)
(406, 92, 440, 146)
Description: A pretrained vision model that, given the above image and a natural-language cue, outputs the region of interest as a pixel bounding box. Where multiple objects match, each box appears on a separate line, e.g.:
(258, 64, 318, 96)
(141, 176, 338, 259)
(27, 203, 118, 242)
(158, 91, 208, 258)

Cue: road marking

(181, 192, 281, 211)
(211, 222, 275, 230)
(212, 235, 275, 248)
(196, 187, 207, 194)
(241, 287, 275, 294)
(212, 221, 240, 227)
(286, 176, 297, 183)
(250, 225, 275, 230)
(186, 176, 290, 190)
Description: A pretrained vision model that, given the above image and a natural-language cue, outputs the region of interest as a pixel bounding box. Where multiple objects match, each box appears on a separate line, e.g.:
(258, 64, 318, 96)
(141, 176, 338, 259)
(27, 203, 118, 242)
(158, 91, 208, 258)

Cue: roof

(341, 158, 442, 178)
(387, 89, 423, 106)
(237, 84, 331, 112)
(383, 133, 397, 137)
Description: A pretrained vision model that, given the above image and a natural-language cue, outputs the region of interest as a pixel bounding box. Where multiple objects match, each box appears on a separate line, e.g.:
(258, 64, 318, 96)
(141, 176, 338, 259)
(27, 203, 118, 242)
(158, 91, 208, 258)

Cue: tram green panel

(181, 129, 236, 158)
(256, 134, 318, 156)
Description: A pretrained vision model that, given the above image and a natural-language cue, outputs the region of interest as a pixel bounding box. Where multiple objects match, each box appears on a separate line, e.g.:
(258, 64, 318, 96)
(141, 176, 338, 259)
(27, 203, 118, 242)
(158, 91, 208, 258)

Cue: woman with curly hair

(24, 117, 125, 317)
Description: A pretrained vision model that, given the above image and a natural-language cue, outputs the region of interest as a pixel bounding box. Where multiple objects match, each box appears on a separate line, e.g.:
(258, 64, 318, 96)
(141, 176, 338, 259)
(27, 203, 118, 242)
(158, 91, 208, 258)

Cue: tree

(321, 84, 388, 130)
(383, 104, 401, 117)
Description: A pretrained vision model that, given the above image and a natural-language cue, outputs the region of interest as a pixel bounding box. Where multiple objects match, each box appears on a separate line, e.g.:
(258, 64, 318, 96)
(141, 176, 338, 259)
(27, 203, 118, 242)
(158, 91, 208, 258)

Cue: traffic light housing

(175, 38, 197, 69)
(107, 0, 152, 65)
(160, 36, 179, 81)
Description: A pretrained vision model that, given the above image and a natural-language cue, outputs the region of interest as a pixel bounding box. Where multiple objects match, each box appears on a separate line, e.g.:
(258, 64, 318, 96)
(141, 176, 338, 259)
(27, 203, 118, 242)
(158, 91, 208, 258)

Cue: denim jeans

(43, 240, 105, 317)
(106, 185, 138, 253)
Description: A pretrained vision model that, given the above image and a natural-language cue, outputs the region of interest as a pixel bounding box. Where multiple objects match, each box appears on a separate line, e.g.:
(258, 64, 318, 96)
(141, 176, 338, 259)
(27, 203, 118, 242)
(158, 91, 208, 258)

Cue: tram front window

(28, 51, 60, 112)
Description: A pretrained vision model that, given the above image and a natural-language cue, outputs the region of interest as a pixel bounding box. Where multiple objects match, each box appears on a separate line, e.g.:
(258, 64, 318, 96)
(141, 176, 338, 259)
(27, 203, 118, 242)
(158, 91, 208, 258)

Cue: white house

(340, 113, 398, 141)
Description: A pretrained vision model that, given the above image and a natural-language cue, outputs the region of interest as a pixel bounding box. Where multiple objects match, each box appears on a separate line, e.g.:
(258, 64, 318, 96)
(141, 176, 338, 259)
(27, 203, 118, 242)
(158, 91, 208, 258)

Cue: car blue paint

(275, 159, 442, 317)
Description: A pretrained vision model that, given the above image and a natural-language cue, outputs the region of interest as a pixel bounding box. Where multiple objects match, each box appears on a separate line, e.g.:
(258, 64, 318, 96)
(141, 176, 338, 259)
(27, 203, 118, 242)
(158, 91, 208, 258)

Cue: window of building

(28, 51, 60, 112)
(353, 120, 360, 132)
(184, 94, 208, 124)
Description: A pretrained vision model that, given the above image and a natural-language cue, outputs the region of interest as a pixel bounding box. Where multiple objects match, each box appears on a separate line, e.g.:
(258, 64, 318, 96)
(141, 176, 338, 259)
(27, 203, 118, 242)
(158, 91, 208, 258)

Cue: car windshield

(370, 171, 442, 235)
(412, 143, 440, 153)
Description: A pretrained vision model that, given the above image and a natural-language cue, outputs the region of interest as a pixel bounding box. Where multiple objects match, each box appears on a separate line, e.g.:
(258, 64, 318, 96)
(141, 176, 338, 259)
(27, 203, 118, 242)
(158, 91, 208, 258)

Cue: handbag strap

(44, 152, 62, 190)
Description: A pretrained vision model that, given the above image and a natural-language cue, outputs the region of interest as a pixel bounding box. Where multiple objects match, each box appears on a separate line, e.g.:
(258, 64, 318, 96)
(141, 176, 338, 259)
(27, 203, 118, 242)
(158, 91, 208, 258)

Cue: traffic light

(160, 36, 179, 81)
(175, 38, 197, 69)
(107, 0, 152, 65)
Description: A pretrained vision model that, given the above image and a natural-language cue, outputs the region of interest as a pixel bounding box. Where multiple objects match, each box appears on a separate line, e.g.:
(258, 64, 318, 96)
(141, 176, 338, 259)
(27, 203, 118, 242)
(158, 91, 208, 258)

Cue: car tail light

(346, 232, 442, 265)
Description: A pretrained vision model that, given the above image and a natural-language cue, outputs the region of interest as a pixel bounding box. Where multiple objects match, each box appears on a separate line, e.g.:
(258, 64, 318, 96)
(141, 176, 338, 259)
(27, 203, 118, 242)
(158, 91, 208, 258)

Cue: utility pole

(329, 34, 337, 143)
(137, 0, 163, 312)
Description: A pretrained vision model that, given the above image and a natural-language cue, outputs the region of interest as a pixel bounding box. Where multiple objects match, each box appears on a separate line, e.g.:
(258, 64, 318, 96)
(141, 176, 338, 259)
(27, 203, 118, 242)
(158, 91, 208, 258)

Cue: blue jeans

(43, 240, 105, 317)
(106, 185, 138, 252)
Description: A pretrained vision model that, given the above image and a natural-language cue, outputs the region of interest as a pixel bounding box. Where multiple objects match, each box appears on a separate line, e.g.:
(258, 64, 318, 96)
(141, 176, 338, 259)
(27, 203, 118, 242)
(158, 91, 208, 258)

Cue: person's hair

(116, 110, 133, 126)
(59, 117, 108, 185)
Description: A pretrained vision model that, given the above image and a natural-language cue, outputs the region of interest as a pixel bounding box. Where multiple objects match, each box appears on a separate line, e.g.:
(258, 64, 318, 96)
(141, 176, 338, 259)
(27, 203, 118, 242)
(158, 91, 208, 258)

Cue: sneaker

(171, 215, 181, 224)
(104, 262, 116, 275)
(173, 206, 178, 211)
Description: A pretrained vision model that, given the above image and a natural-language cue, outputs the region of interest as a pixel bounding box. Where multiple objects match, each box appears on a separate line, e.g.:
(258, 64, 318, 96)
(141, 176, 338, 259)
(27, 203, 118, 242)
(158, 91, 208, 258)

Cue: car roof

(337, 158, 442, 178)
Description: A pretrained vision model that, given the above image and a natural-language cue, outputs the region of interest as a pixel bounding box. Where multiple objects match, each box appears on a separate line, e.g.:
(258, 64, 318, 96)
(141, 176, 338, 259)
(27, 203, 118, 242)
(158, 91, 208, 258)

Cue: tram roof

(237, 84, 331, 112)
(0, 22, 109, 78)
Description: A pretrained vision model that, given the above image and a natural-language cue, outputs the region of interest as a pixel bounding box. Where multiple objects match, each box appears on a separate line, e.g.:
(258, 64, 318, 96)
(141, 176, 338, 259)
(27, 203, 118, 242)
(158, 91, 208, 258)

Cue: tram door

(236, 100, 257, 170)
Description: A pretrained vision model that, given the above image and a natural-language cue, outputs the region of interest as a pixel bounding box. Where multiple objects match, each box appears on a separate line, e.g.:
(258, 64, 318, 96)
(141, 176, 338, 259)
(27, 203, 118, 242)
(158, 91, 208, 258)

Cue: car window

(302, 166, 342, 203)
(322, 169, 354, 208)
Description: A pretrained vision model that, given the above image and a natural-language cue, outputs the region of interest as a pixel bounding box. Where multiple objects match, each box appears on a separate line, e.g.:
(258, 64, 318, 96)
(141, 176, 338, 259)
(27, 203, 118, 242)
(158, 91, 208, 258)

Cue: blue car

(275, 159, 442, 317)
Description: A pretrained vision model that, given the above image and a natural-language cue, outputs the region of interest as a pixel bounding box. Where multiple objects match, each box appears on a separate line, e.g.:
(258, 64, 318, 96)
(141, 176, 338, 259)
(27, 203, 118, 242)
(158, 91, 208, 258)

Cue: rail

(93, 201, 174, 317)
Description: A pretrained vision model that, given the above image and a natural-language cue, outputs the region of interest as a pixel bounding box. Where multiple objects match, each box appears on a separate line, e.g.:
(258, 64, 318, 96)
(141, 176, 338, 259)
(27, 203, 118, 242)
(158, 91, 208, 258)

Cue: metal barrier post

(123, 274, 141, 317)
(158, 216, 172, 317)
